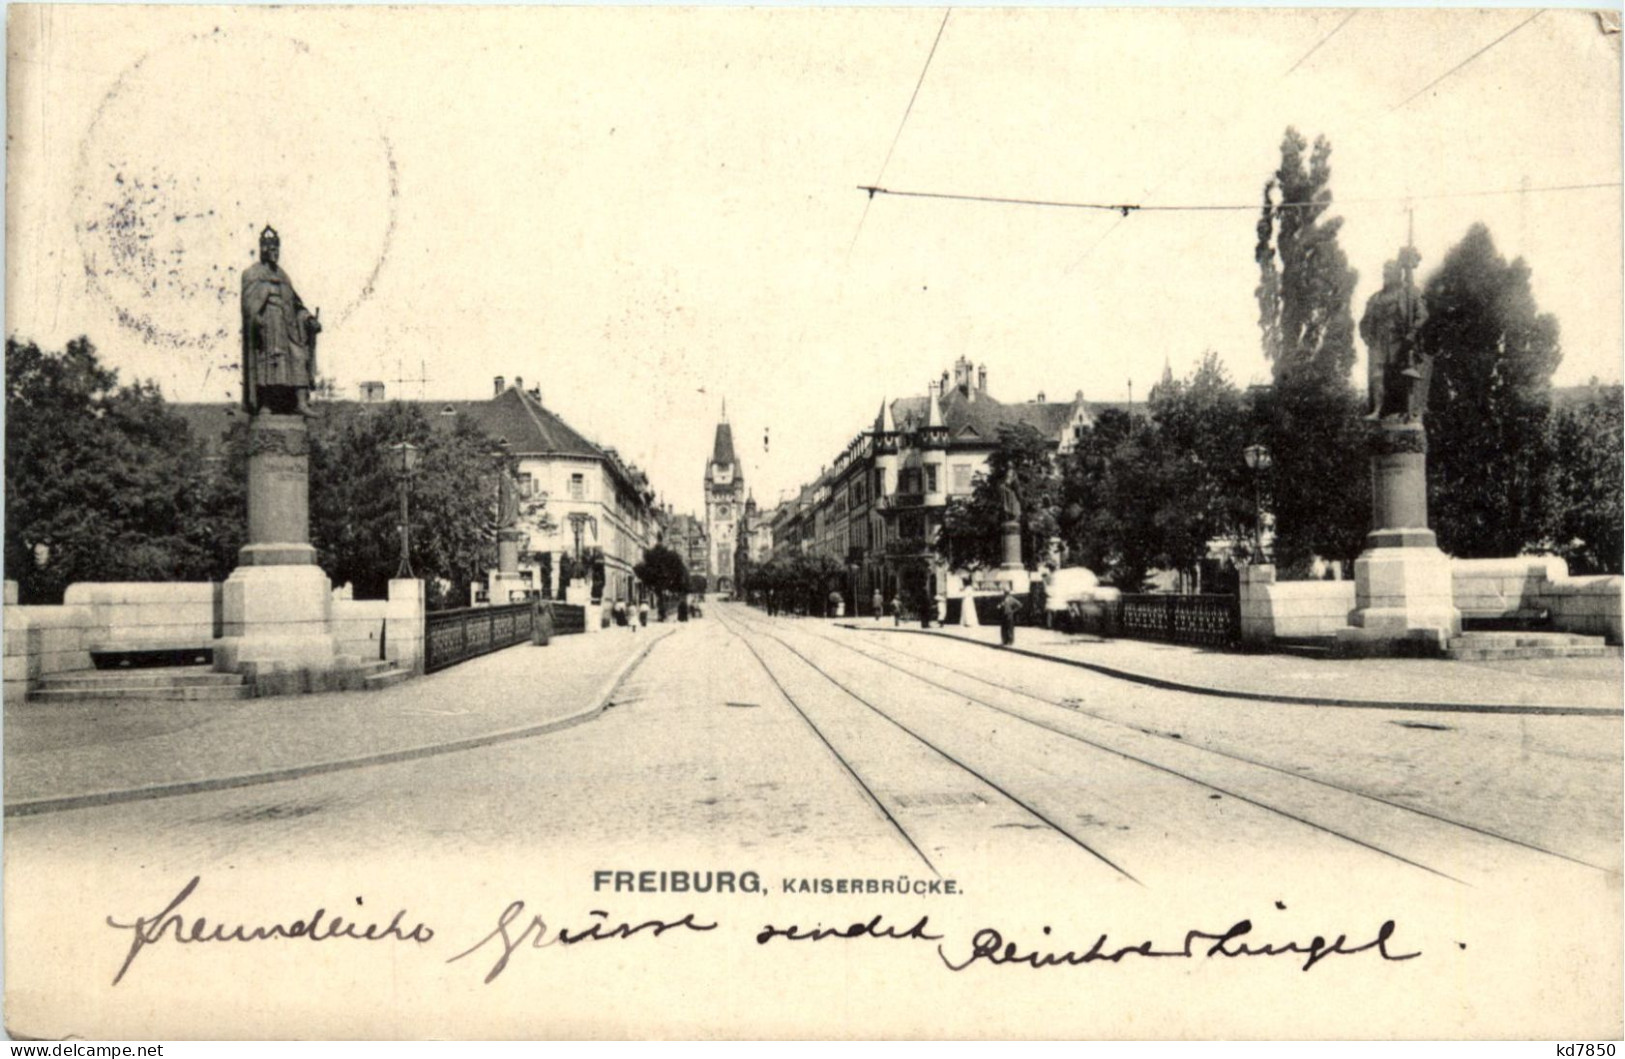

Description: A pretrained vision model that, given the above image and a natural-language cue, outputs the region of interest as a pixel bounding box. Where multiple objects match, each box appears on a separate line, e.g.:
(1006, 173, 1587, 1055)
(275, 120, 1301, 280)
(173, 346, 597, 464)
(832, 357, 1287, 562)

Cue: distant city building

(661, 508, 710, 589)
(774, 357, 1100, 603)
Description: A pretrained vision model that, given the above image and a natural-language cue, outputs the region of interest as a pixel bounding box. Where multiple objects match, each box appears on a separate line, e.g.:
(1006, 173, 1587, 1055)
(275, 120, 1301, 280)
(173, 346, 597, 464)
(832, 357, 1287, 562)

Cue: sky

(7, 6, 1621, 516)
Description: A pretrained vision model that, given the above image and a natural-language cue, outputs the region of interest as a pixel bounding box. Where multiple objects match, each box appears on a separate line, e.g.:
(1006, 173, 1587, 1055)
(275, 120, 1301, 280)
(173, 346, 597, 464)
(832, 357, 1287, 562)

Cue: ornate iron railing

(424, 600, 591, 673)
(425, 601, 533, 673)
(1069, 593, 1239, 648)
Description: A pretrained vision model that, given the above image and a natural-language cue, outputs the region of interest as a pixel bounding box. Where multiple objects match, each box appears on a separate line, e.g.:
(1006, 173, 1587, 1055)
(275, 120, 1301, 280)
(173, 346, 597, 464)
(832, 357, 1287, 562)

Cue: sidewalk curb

(836, 624, 1623, 718)
(5, 627, 676, 819)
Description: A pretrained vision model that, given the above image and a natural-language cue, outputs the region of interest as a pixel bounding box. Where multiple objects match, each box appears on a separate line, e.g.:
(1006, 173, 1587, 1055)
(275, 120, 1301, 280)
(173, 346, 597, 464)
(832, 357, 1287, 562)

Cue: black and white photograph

(3, 4, 1621, 1041)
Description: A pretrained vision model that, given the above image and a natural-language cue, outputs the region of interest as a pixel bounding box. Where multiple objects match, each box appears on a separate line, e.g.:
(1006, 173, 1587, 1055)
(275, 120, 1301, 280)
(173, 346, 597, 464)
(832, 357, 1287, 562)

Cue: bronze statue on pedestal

(241, 226, 321, 416)
(1360, 244, 1429, 423)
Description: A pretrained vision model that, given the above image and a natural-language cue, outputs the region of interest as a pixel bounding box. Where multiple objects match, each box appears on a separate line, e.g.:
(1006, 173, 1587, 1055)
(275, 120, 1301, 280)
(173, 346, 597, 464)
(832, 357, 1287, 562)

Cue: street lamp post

(1243, 443, 1273, 562)
(390, 441, 421, 579)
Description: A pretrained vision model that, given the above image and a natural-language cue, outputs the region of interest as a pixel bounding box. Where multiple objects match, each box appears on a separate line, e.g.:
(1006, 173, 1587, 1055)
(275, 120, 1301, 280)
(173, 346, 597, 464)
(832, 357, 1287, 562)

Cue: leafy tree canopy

(1420, 222, 1563, 559)
(936, 423, 1060, 572)
(5, 337, 220, 603)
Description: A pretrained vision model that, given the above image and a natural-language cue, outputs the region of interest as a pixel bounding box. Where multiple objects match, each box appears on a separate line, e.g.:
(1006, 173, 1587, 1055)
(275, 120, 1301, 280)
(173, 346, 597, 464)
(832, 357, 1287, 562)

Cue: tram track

(718, 606, 1613, 887)
(718, 609, 1141, 884)
(791, 617, 1615, 876)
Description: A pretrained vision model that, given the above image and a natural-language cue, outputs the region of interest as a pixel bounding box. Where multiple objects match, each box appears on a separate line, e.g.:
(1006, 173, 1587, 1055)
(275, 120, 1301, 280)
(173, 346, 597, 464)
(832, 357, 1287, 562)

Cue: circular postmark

(74, 26, 397, 386)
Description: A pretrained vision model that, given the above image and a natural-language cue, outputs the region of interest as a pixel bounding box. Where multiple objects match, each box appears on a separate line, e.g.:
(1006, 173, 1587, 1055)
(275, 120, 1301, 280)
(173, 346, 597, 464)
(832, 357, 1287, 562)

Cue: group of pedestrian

(611, 599, 650, 631)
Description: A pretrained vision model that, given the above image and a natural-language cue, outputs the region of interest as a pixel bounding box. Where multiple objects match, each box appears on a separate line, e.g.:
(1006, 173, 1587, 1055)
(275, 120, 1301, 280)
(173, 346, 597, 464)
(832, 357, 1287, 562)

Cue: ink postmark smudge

(74, 27, 397, 374)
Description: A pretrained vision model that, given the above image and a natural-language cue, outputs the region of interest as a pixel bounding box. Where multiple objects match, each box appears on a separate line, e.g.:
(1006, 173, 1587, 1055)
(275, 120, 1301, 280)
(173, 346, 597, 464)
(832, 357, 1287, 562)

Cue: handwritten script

(104, 877, 1420, 985)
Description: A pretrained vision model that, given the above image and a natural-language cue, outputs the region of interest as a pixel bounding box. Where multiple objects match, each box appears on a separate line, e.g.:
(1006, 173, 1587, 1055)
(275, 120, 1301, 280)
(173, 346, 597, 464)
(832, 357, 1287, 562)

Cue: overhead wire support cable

(1392, 10, 1543, 111)
(1283, 10, 1357, 76)
(1067, 9, 1360, 274)
(848, 8, 951, 259)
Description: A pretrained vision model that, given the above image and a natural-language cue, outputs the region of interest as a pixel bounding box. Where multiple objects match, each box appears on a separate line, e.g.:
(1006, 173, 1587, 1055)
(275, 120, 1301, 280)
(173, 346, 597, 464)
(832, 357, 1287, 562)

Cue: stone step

(1451, 632, 1601, 648)
(29, 683, 252, 703)
(38, 669, 245, 690)
(1445, 645, 1613, 661)
(362, 667, 411, 691)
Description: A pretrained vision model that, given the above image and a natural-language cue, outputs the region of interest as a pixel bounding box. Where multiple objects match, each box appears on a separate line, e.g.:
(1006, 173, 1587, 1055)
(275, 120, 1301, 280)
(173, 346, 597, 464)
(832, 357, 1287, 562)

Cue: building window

(925, 465, 938, 494)
(952, 464, 972, 493)
(718, 504, 730, 520)
(519, 473, 535, 498)
(570, 473, 585, 500)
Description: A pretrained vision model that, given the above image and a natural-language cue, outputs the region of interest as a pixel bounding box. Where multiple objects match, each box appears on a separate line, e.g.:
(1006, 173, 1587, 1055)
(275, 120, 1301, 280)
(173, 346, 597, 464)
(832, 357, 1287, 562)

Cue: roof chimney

(515, 375, 524, 393)
(978, 364, 987, 393)
(494, 376, 505, 397)
(940, 369, 950, 393)
(1037, 391, 1046, 403)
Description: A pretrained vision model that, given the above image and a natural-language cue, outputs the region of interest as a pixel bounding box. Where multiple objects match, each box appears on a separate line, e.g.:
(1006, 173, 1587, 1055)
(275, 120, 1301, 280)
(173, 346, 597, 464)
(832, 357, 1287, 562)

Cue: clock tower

(704, 401, 746, 593)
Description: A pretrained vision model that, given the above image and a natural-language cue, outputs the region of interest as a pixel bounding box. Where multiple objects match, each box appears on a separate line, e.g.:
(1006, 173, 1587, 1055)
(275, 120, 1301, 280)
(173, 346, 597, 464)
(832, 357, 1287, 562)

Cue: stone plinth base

(215, 563, 348, 693)
(973, 564, 1031, 592)
(1334, 545, 1460, 657)
(487, 573, 531, 604)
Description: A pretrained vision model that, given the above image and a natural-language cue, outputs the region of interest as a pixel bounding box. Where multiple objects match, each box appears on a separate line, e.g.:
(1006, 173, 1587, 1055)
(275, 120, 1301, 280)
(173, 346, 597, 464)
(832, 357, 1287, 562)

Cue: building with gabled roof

(772, 357, 1103, 609)
(175, 375, 662, 607)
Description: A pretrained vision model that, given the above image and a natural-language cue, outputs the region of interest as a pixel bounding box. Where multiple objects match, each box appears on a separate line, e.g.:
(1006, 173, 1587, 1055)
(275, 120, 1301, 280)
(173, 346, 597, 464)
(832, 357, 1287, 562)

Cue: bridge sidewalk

(4, 623, 674, 815)
(835, 619, 1622, 716)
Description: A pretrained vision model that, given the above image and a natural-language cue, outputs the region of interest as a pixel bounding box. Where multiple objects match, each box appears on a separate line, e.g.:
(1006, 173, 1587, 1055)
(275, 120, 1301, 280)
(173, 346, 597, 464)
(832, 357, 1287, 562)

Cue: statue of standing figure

(1360, 244, 1429, 422)
(998, 476, 1022, 522)
(241, 226, 321, 416)
(497, 457, 521, 529)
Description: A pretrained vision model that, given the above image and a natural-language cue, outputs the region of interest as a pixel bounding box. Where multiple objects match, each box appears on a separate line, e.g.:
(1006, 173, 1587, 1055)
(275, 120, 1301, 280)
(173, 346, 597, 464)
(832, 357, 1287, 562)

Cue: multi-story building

(774, 357, 1097, 604)
(660, 509, 710, 590)
(703, 406, 747, 594)
(445, 378, 659, 605)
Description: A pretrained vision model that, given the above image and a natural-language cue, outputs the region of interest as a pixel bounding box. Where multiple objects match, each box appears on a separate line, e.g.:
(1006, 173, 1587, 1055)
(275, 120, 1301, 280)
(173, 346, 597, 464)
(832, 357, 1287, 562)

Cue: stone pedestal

(239, 416, 317, 567)
(486, 529, 530, 603)
(214, 414, 351, 691)
(497, 528, 524, 577)
(214, 564, 343, 685)
(1336, 423, 1460, 656)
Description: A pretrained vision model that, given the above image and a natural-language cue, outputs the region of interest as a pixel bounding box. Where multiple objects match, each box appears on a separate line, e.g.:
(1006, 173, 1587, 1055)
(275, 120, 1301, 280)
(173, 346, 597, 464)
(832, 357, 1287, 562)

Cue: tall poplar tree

(1253, 128, 1369, 573)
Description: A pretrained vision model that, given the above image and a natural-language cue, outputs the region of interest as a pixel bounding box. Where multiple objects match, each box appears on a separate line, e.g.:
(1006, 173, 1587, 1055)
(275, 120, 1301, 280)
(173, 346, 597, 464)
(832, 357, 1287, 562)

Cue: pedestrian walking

(638, 600, 649, 627)
(889, 595, 900, 627)
(998, 588, 1021, 647)
(872, 588, 884, 621)
(678, 597, 689, 622)
(531, 595, 554, 647)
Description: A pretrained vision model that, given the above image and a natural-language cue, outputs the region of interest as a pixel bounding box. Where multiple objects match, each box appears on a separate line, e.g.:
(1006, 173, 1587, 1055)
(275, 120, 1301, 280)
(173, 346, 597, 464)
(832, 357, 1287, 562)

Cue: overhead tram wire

(853, 180, 1621, 217)
(847, 8, 952, 260)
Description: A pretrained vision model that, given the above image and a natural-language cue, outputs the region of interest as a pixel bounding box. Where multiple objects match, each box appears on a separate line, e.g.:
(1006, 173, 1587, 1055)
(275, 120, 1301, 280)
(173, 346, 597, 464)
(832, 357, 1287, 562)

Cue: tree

(5, 337, 220, 603)
(1420, 223, 1563, 559)
(1142, 352, 1254, 579)
(1549, 385, 1623, 575)
(1253, 128, 1369, 573)
(936, 423, 1061, 572)
(309, 402, 501, 607)
(635, 543, 689, 610)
